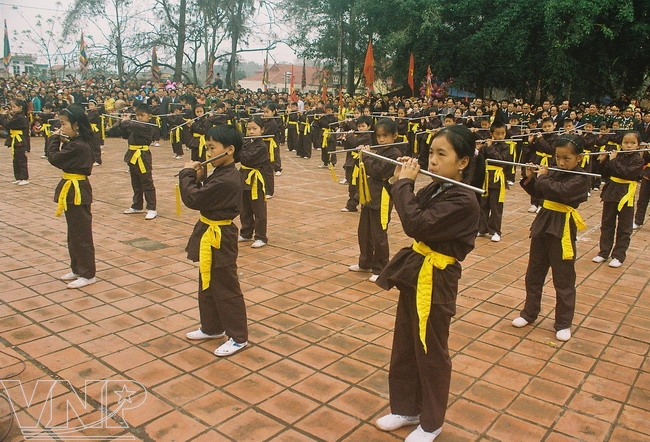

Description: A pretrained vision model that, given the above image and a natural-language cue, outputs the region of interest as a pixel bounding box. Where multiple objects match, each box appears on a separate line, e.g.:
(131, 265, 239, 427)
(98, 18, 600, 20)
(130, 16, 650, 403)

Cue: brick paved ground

(0, 136, 648, 441)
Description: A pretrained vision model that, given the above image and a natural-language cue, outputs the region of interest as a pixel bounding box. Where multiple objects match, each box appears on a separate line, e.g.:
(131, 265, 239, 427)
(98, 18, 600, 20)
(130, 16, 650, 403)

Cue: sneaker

(274, 170, 282, 176)
(405, 425, 442, 442)
(349, 264, 371, 272)
(238, 235, 252, 242)
(67, 277, 96, 289)
(535, 206, 541, 213)
(556, 328, 571, 342)
(318, 164, 328, 169)
(154, 142, 160, 147)
(512, 317, 529, 328)
(587, 191, 591, 197)
(369, 274, 379, 283)
(214, 338, 248, 357)
(491, 233, 501, 242)
(527, 204, 538, 213)
(507, 180, 514, 186)
(174, 155, 183, 159)
(93, 162, 100, 166)
(476, 232, 489, 238)
(633, 223, 641, 230)
(124, 207, 144, 214)
(186, 329, 225, 340)
(592, 187, 599, 191)
(40, 154, 47, 159)
(265, 194, 273, 199)
(60, 272, 79, 281)
(338, 179, 348, 185)
(17, 180, 30, 186)
(10, 180, 19, 184)
(251, 239, 267, 248)
(592, 255, 606, 263)
(608, 258, 622, 268)
(375, 414, 420, 431)
(340, 207, 350, 212)
(145, 210, 157, 220)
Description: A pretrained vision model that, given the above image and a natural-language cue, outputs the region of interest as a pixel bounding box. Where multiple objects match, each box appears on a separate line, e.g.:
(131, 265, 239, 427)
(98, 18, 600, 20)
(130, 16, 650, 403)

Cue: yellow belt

(357, 158, 371, 205)
(542, 200, 586, 260)
(241, 165, 266, 200)
(351, 152, 360, 185)
(322, 128, 330, 149)
(9, 129, 23, 159)
(408, 122, 419, 133)
(301, 122, 311, 135)
(263, 137, 277, 162)
(536, 151, 552, 166)
(90, 123, 99, 133)
(506, 141, 518, 166)
(129, 145, 150, 173)
(172, 126, 182, 143)
(199, 215, 233, 290)
(154, 116, 161, 127)
(288, 121, 299, 130)
(42, 123, 51, 137)
(611, 177, 637, 211)
(412, 240, 456, 353)
(100, 115, 106, 139)
(380, 186, 390, 230)
(56, 173, 86, 217)
(193, 133, 206, 157)
(484, 165, 506, 202)
(581, 150, 591, 168)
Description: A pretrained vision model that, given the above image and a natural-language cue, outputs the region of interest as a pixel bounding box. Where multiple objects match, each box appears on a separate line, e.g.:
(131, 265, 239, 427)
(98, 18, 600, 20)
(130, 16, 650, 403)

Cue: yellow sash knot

(611, 177, 637, 211)
(542, 200, 586, 260)
(412, 240, 456, 353)
(42, 123, 51, 137)
(100, 115, 106, 139)
(193, 133, 206, 157)
(380, 187, 390, 230)
(321, 128, 330, 149)
(55, 173, 86, 217)
(129, 145, 149, 173)
(199, 216, 233, 290)
(484, 165, 506, 202)
(172, 126, 182, 143)
(263, 137, 277, 162)
(241, 165, 266, 200)
(581, 150, 591, 168)
(9, 129, 23, 159)
(90, 123, 99, 133)
(536, 151, 552, 166)
(357, 158, 371, 205)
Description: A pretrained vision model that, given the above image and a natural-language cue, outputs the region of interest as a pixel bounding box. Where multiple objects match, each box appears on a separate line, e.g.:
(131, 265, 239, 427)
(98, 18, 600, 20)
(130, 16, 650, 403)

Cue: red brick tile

(152, 374, 213, 406)
(293, 373, 350, 403)
(487, 414, 548, 441)
(294, 406, 360, 441)
(144, 410, 207, 441)
(553, 409, 612, 441)
(258, 389, 320, 424)
(509, 395, 562, 427)
(446, 398, 500, 433)
(524, 378, 575, 406)
(217, 408, 285, 440)
(223, 373, 284, 405)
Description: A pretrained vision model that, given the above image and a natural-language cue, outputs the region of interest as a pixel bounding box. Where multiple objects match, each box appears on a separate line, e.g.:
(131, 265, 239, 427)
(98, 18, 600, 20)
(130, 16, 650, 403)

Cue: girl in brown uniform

(1, 98, 31, 185)
(511, 134, 591, 342)
(375, 125, 481, 442)
(47, 104, 96, 289)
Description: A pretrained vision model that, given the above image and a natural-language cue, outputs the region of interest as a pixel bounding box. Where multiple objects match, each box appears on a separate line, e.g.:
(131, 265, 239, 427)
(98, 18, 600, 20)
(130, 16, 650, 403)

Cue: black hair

(374, 117, 397, 135)
(215, 101, 226, 109)
(431, 125, 483, 187)
(135, 103, 152, 114)
(621, 130, 641, 144)
(444, 113, 455, 120)
(490, 120, 507, 132)
(263, 102, 277, 112)
(554, 134, 584, 155)
(325, 103, 336, 111)
(356, 115, 373, 127)
(247, 116, 265, 130)
(205, 124, 243, 162)
(12, 98, 28, 116)
(60, 104, 93, 143)
(541, 116, 554, 126)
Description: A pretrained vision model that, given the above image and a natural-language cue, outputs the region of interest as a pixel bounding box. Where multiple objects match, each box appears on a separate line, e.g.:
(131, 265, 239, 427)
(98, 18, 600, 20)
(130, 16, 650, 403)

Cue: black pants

(240, 189, 268, 242)
(521, 233, 576, 330)
(13, 147, 29, 180)
(357, 206, 389, 274)
(634, 178, 650, 226)
(198, 260, 248, 343)
(129, 165, 157, 211)
(598, 202, 633, 262)
(65, 204, 96, 279)
(389, 290, 454, 432)
(478, 190, 503, 235)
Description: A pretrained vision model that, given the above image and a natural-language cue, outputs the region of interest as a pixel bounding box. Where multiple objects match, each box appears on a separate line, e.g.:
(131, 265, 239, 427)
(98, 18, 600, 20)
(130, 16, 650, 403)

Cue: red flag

(363, 39, 375, 93)
(289, 64, 297, 102)
(321, 69, 328, 102)
(407, 53, 415, 96)
(151, 46, 161, 81)
(425, 65, 432, 98)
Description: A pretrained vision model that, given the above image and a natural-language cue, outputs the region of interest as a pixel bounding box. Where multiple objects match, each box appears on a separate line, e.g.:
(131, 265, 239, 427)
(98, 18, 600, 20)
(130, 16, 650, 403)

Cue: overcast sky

(0, 0, 298, 66)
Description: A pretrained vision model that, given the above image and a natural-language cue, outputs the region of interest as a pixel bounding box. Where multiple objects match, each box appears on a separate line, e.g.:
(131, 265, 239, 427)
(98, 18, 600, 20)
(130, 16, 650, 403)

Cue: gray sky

(0, 0, 298, 66)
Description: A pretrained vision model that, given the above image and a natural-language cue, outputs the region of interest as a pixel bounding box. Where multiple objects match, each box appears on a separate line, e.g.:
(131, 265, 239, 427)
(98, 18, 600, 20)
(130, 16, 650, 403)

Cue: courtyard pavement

(0, 135, 648, 441)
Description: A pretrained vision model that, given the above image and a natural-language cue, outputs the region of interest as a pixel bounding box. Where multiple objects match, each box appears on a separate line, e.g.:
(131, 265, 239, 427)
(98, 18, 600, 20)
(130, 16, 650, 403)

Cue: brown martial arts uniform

(596, 152, 644, 263)
(356, 143, 403, 275)
(376, 180, 480, 433)
(519, 168, 590, 330)
(178, 162, 248, 343)
(478, 140, 512, 236)
(120, 120, 158, 211)
(0, 112, 31, 181)
(239, 137, 269, 243)
(46, 134, 96, 280)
